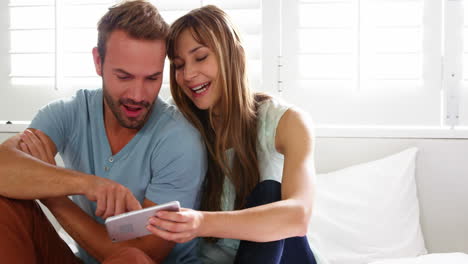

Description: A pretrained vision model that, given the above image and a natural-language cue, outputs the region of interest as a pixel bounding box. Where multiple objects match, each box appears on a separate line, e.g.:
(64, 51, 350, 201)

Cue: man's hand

(85, 177, 142, 219)
(18, 129, 56, 165)
(19, 129, 142, 219)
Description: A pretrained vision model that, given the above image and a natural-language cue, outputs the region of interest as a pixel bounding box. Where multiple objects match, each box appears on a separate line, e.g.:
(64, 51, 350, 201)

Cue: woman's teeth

(195, 87, 207, 94)
(191, 82, 210, 94)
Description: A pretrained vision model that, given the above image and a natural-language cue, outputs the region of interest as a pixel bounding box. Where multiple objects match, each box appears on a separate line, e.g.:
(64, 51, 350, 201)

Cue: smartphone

(105, 200, 180, 242)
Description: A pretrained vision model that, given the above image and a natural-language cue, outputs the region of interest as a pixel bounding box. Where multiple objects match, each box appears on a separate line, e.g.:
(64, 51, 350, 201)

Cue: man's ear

(92, 47, 103, 76)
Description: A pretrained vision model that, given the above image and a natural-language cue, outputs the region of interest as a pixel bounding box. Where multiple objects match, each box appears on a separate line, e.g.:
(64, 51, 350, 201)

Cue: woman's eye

(196, 55, 208, 62)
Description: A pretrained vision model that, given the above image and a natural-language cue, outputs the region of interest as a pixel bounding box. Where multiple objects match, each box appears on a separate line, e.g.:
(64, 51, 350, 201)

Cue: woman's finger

(146, 224, 192, 243)
(156, 211, 188, 222)
(148, 216, 185, 233)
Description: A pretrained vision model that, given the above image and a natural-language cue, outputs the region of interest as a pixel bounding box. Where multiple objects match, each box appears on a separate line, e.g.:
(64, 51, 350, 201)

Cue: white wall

(0, 133, 15, 143)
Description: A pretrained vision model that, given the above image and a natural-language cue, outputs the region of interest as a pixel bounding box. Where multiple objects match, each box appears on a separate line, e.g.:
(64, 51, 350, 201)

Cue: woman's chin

(194, 102, 212, 110)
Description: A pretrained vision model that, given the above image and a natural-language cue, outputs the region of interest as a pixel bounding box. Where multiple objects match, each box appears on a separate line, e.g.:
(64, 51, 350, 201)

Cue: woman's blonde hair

(167, 5, 269, 219)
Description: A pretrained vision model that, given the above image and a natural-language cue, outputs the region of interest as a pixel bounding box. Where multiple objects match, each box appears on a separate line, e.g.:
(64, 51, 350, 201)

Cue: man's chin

(115, 106, 152, 130)
(120, 119, 145, 130)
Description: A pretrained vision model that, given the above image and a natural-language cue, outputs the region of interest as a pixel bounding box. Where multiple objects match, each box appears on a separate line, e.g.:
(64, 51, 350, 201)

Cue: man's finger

(19, 142, 30, 155)
(114, 188, 126, 216)
(125, 193, 142, 212)
(25, 130, 48, 159)
(21, 133, 41, 158)
(95, 192, 107, 217)
(35, 130, 55, 164)
(103, 187, 116, 219)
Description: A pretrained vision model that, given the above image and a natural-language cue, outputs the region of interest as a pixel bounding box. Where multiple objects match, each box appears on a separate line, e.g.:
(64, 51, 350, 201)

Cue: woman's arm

(148, 108, 315, 243)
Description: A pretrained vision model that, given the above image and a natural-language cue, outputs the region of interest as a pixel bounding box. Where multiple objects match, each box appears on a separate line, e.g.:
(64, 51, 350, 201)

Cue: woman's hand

(146, 208, 205, 243)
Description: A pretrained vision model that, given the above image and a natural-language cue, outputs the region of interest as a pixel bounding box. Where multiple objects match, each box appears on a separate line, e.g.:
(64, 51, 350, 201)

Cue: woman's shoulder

(256, 94, 292, 121)
(256, 94, 293, 154)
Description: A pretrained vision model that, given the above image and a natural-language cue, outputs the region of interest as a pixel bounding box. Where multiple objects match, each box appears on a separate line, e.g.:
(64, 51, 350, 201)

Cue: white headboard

(314, 137, 468, 254)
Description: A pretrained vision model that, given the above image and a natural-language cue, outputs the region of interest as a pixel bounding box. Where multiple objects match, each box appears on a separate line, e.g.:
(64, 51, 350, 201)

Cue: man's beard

(103, 84, 153, 130)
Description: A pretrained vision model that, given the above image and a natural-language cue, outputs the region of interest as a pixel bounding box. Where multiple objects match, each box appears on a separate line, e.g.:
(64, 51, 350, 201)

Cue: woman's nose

(183, 64, 198, 80)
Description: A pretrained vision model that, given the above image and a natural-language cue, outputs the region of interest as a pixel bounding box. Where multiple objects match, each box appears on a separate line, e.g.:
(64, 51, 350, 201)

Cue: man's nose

(126, 79, 146, 103)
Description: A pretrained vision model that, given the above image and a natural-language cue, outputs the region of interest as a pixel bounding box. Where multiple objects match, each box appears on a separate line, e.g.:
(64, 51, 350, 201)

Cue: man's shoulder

(153, 98, 197, 133)
(145, 98, 203, 147)
(43, 88, 101, 109)
(71, 88, 101, 105)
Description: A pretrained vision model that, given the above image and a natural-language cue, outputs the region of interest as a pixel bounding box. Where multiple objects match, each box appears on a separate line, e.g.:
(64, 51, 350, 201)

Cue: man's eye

(117, 76, 130, 80)
(148, 77, 159, 81)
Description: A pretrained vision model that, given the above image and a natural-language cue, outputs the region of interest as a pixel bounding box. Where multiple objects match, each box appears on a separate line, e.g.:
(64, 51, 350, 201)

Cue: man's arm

(0, 131, 88, 199)
(17, 129, 175, 262)
(43, 197, 175, 263)
(0, 129, 140, 215)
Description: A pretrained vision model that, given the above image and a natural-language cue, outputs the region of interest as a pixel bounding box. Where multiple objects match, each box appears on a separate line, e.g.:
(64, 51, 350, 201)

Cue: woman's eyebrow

(189, 45, 204, 54)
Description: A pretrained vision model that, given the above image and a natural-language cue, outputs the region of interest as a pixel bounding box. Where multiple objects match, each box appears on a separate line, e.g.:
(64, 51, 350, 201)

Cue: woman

(147, 5, 321, 264)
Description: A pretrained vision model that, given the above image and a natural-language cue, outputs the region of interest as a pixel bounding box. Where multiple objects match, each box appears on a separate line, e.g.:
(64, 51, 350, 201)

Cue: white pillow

(368, 253, 468, 264)
(308, 148, 427, 264)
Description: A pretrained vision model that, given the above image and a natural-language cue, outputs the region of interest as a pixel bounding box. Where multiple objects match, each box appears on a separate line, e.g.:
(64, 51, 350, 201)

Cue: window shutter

(281, 0, 442, 126)
(1, 0, 262, 121)
(154, 0, 262, 98)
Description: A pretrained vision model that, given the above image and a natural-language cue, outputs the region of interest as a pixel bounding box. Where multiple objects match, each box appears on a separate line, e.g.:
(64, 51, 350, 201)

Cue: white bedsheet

(369, 253, 468, 264)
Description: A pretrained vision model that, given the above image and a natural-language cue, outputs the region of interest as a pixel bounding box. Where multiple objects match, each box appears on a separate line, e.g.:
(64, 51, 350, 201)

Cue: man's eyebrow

(113, 69, 133, 75)
(147, 72, 162, 78)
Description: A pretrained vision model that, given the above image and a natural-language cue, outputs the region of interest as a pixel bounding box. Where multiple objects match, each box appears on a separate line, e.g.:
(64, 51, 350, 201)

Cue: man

(0, 1, 206, 263)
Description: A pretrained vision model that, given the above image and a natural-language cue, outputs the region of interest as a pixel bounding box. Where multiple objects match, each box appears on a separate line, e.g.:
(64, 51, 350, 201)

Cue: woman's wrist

(198, 211, 212, 237)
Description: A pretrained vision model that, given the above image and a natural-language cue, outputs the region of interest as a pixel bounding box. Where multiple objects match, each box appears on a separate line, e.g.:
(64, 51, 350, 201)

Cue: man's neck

(103, 107, 139, 155)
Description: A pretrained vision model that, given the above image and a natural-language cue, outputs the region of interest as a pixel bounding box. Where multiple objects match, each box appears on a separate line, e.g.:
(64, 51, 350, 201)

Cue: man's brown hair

(97, 0, 169, 62)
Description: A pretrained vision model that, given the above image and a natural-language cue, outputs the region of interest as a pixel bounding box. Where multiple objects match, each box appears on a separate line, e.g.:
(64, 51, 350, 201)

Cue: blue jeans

(234, 180, 317, 264)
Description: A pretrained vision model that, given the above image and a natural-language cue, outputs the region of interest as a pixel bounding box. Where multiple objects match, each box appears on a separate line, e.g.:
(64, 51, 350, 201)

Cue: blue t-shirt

(30, 89, 207, 264)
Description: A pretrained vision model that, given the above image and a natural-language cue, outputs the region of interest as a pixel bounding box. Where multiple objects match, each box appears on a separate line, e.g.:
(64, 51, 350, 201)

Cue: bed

(1, 132, 468, 263)
(308, 136, 468, 264)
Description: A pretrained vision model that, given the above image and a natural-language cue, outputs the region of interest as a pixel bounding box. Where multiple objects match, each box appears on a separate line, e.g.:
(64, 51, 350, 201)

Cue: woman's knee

(245, 180, 281, 208)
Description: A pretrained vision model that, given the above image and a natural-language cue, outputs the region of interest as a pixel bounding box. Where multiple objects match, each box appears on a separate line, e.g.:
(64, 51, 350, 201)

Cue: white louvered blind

(1, 0, 262, 121)
(459, 0, 468, 126)
(281, 0, 442, 126)
(9, 0, 113, 89)
(154, 0, 262, 99)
